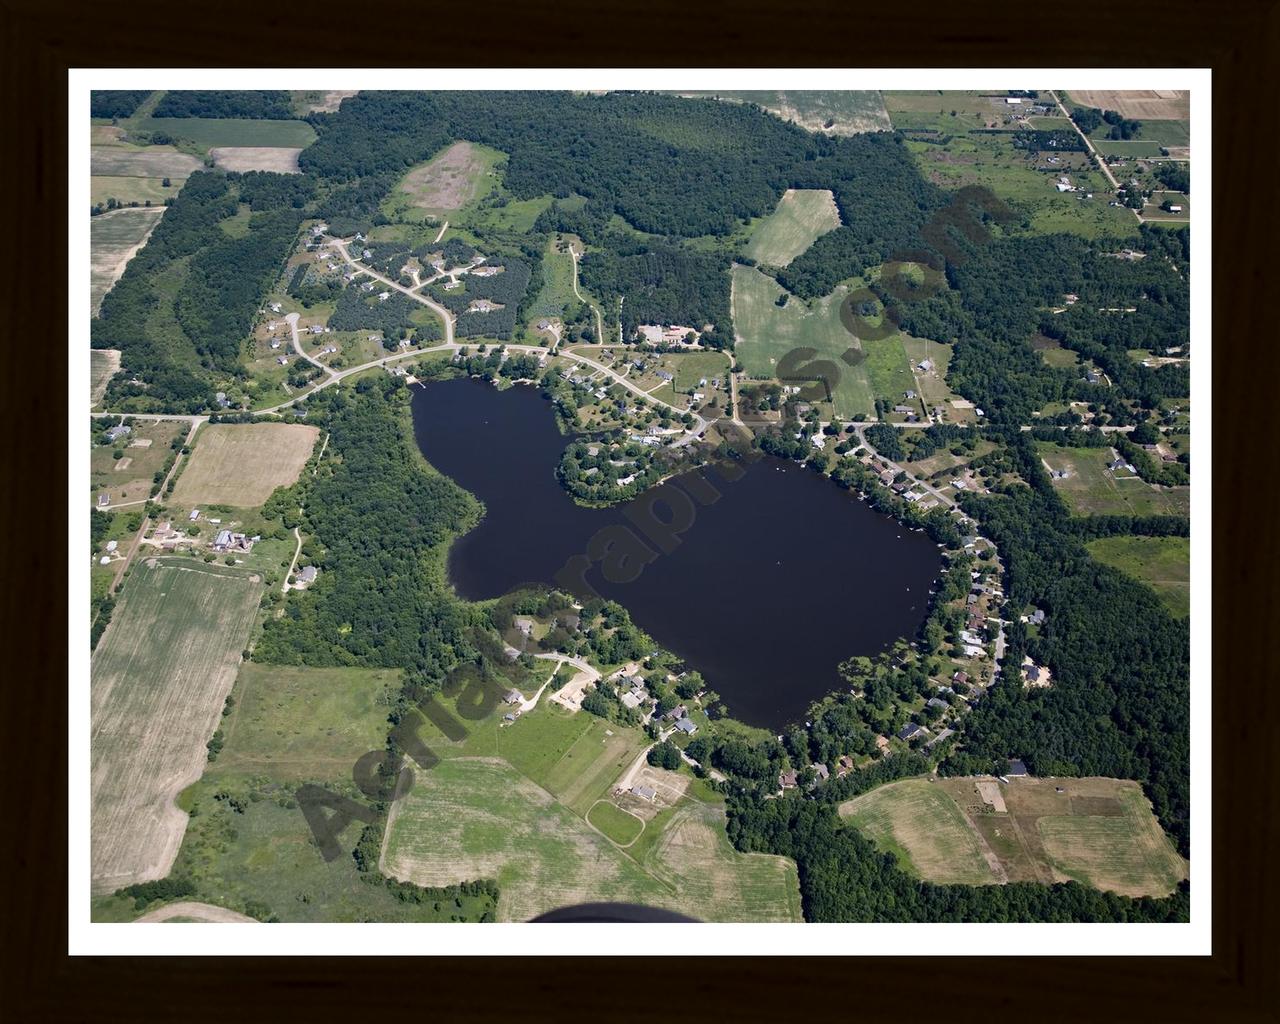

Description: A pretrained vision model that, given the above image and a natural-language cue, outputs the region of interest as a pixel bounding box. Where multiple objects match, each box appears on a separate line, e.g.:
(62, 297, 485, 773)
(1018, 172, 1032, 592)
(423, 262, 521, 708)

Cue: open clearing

(211, 147, 303, 173)
(170, 423, 319, 507)
(90, 349, 121, 407)
(295, 89, 358, 114)
(383, 757, 801, 922)
(840, 778, 1003, 884)
(1067, 90, 1190, 120)
(1086, 535, 1190, 618)
(731, 264, 876, 417)
(846, 776, 1187, 898)
(394, 141, 501, 215)
(215, 664, 401, 779)
(91, 557, 263, 893)
(1038, 443, 1191, 516)
(91, 207, 166, 314)
(745, 189, 841, 267)
(670, 90, 890, 134)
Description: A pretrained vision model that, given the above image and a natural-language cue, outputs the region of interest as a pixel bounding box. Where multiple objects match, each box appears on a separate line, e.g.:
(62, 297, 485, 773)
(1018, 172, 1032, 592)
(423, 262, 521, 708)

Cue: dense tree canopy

(153, 90, 295, 119)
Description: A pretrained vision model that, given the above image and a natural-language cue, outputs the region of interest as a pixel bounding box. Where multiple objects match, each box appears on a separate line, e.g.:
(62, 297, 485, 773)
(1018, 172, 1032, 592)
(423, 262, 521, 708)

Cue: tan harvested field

(1068, 90, 1190, 120)
(90, 146, 204, 178)
(940, 776, 1187, 897)
(210, 147, 303, 173)
(841, 778, 1004, 884)
(170, 423, 319, 507)
(90, 349, 121, 407)
(398, 141, 490, 211)
(136, 901, 258, 923)
(383, 757, 802, 922)
(91, 206, 166, 314)
(91, 558, 263, 893)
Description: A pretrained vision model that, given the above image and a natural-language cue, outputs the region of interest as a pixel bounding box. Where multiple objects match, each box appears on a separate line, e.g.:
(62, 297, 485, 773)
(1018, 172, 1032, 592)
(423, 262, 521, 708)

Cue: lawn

(170, 423, 320, 508)
(587, 800, 645, 845)
(1086, 535, 1190, 618)
(839, 778, 1001, 885)
(731, 264, 874, 417)
(215, 664, 402, 779)
(1038, 442, 1191, 516)
(90, 207, 166, 314)
(123, 116, 317, 151)
(745, 188, 841, 267)
(383, 757, 801, 922)
(669, 351, 731, 393)
(90, 556, 263, 894)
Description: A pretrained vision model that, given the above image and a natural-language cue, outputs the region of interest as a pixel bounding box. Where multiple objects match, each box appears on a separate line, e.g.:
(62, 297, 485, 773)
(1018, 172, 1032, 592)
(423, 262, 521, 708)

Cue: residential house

(631, 785, 657, 802)
(297, 565, 318, 585)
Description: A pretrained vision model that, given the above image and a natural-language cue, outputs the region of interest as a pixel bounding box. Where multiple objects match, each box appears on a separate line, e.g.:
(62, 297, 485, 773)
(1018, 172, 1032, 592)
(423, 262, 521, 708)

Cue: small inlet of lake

(411, 378, 942, 729)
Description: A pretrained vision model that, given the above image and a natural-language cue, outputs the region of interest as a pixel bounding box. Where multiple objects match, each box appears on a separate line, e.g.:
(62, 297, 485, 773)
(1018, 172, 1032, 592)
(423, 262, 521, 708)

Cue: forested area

(93, 171, 303, 408)
(579, 236, 731, 343)
(328, 285, 420, 337)
(153, 90, 295, 119)
(428, 259, 532, 340)
(91, 91, 150, 118)
(254, 379, 483, 685)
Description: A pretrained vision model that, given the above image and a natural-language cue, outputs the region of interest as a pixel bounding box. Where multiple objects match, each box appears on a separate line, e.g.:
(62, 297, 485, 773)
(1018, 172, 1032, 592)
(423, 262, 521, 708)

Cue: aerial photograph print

(80, 79, 1201, 941)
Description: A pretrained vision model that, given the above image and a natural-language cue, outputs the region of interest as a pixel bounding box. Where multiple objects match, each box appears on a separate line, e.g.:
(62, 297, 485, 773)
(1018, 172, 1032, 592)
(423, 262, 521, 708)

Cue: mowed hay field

(211, 148, 303, 173)
(1066, 90, 1190, 120)
(745, 189, 841, 267)
(171, 423, 319, 507)
(731, 264, 874, 417)
(1086, 535, 1190, 618)
(91, 207, 166, 314)
(929, 776, 1185, 898)
(91, 557, 263, 893)
(1038, 442, 1191, 516)
(840, 778, 1002, 884)
(383, 757, 801, 922)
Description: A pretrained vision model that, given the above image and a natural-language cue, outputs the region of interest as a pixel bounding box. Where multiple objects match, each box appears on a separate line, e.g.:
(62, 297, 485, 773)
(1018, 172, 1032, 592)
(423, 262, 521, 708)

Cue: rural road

(286, 312, 337, 378)
(854, 423, 955, 508)
(328, 239, 455, 345)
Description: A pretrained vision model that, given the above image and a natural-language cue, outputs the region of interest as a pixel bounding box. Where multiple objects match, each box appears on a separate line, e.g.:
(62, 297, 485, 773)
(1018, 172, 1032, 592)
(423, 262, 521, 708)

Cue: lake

(411, 377, 941, 729)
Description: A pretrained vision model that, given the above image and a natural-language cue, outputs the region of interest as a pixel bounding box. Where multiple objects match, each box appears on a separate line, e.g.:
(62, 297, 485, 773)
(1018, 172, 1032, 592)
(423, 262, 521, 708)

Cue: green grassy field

(899, 126, 1139, 240)
(1086, 535, 1190, 618)
(89, 144, 204, 178)
(840, 778, 1001, 885)
(745, 188, 841, 267)
(383, 141, 505, 223)
(215, 664, 402, 778)
(731, 264, 874, 417)
(90, 176, 178, 207)
(383, 757, 802, 922)
(587, 799, 645, 845)
(1038, 442, 1191, 516)
(151, 772, 496, 923)
(525, 236, 579, 321)
(124, 116, 317, 151)
(91, 557, 264, 894)
(669, 351, 731, 392)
